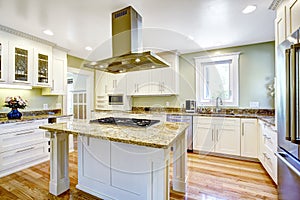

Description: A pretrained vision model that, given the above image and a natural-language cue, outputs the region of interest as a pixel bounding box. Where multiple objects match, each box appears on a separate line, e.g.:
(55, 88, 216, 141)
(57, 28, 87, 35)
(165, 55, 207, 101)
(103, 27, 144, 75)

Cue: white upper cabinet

(276, 0, 300, 42)
(0, 37, 8, 83)
(8, 41, 33, 85)
(150, 51, 179, 95)
(106, 73, 127, 94)
(0, 30, 55, 89)
(42, 48, 67, 95)
(275, 3, 287, 45)
(286, 0, 300, 36)
(126, 70, 151, 95)
(127, 51, 179, 96)
(33, 46, 53, 87)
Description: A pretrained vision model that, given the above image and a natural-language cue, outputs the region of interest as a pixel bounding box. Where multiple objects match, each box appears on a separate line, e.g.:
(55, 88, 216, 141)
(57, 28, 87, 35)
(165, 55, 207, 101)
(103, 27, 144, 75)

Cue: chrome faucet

(216, 97, 223, 112)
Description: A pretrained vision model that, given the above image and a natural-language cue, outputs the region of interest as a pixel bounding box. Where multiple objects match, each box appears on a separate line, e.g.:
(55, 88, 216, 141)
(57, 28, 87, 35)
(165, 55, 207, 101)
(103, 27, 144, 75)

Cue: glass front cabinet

(9, 42, 33, 85)
(33, 48, 52, 87)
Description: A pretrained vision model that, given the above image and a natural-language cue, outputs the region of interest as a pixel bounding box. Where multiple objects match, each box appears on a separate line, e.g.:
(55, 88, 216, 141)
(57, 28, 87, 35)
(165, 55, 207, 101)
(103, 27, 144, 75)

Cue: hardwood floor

(0, 152, 278, 200)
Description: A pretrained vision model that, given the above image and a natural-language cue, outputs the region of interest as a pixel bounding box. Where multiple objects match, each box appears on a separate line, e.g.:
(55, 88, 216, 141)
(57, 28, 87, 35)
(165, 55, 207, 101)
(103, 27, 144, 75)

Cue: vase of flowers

(4, 96, 28, 120)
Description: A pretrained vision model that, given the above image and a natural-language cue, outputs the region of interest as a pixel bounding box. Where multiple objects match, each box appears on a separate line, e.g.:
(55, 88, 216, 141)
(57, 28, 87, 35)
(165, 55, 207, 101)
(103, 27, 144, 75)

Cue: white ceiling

(0, 0, 276, 61)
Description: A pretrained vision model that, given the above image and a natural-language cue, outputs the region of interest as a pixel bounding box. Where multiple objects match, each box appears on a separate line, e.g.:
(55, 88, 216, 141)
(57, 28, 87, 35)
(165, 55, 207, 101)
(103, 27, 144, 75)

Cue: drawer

(262, 125, 277, 153)
(262, 145, 277, 184)
(0, 119, 48, 135)
(0, 129, 47, 153)
(0, 142, 49, 171)
(193, 116, 212, 124)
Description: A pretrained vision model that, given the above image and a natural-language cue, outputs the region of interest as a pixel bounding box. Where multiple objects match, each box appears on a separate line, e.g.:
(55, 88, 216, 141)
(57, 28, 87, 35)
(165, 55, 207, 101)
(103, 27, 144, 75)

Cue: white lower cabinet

(241, 119, 258, 158)
(0, 119, 50, 178)
(258, 120, 278, 184)
(193, 117, 240, 156)
(77, 136, 170, 200)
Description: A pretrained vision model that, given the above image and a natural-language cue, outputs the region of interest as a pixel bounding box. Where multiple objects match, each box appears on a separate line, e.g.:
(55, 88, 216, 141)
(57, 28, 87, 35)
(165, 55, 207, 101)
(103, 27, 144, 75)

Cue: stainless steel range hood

(84, 6, 170, 73)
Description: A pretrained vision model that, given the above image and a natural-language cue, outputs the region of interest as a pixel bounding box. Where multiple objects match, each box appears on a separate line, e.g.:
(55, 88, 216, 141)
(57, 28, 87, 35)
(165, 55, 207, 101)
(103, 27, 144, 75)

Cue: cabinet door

(33, 48, 52, 87)
(0, 39, 8, 83)
(275, 4, 286, 45)
(42, 48, 67, 95)
(286, 0, 300, 36)
(258, 121, 265, 163)
(193, 123, 214, 152)
(126, 70, 150, 95)
(95, 71, 108, 96)
(241, 119, 258, 158)
(9, 42, 33, 84)
(107, 73, 127, 94)
(150, 52, 179, 95)
(215, 118, 241, 156)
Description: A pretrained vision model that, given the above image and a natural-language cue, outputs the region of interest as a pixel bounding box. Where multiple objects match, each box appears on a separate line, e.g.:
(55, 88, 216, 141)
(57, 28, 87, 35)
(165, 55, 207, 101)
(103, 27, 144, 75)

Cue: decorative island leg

(49, 131, 70, 196)
(172, 129, 187, 192)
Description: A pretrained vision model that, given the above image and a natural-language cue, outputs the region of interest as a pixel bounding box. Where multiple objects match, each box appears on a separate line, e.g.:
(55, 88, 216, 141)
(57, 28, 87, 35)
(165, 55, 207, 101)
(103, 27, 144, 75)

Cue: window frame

(194, 52, 240, 107)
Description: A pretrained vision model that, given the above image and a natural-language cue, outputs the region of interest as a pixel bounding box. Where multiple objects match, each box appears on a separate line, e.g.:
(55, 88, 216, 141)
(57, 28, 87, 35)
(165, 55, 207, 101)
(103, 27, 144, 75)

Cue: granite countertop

(0, 114, 73, 124)
(39, 119, 189, 149)
(258, 116, 276, 127)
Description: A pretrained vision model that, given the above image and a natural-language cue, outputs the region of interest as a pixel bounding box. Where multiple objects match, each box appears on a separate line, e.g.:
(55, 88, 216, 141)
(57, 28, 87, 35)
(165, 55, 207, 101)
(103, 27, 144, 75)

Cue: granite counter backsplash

(131, 107, 275, 116)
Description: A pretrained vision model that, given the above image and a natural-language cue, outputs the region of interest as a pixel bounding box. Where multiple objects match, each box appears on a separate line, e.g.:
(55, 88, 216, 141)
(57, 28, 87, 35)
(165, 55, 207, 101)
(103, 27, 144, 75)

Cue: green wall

(0, 88, 62, 112)
(133, 41, 275, 109)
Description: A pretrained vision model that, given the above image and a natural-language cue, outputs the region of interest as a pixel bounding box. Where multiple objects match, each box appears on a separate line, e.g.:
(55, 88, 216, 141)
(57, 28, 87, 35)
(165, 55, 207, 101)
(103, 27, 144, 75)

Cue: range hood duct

(84, 6, 170, 73)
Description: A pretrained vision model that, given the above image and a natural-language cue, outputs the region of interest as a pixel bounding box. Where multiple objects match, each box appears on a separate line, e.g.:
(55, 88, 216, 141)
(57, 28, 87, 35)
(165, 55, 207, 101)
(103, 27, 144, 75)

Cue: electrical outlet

(250, 101, 259, 108)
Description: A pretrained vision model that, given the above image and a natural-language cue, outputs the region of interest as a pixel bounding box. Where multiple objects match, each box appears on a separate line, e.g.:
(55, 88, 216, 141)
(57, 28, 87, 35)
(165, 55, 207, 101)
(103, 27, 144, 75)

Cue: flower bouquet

(4, 96, 28, 119)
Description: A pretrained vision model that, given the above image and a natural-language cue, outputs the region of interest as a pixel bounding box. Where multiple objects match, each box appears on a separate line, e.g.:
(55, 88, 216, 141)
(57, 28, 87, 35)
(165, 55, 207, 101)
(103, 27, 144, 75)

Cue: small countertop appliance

(185, 100, 196, 113)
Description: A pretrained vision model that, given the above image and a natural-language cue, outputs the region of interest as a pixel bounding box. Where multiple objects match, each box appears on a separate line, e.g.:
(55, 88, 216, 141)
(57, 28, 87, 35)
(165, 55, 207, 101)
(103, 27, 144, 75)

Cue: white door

(67, 68, 94, 119)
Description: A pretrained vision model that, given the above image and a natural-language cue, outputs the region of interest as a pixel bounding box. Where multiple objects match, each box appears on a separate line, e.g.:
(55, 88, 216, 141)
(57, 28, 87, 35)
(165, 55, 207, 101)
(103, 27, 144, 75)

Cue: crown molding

(269, 0, 284, 10)
(0, 24, 70, 52)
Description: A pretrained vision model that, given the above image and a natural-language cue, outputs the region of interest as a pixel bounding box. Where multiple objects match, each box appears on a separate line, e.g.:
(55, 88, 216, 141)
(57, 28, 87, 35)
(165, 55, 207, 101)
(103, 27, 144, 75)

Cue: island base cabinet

(77, 136, 172, 200)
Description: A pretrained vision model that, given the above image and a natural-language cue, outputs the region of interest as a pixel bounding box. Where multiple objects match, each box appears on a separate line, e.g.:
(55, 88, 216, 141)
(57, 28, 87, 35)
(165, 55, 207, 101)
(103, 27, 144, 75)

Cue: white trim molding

(0, 24, 69, 52)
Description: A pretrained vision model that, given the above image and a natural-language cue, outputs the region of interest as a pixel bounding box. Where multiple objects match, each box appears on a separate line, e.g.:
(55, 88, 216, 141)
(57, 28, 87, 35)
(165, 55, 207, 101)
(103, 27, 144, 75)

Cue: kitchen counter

(93, 109, 275, 122)
(40, 119, 189, 149)
(40, 119, 188, 199)
(258, 116, 276, 127)
(0, 114, 72, 124)
(0, 109, 69, 124)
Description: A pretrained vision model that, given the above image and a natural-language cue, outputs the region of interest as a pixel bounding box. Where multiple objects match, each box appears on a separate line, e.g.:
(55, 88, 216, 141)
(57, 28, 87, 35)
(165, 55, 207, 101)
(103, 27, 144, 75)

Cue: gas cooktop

(90, 117, 160, 127)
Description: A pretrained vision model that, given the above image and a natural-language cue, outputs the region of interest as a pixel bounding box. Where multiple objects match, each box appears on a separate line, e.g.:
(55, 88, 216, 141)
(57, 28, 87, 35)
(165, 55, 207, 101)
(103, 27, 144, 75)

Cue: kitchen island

(40, 119, 188, 200)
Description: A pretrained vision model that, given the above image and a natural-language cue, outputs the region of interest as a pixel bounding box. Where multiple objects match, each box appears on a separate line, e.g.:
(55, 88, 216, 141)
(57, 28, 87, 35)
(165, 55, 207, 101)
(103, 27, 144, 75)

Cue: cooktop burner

(90, 117, 160, 127)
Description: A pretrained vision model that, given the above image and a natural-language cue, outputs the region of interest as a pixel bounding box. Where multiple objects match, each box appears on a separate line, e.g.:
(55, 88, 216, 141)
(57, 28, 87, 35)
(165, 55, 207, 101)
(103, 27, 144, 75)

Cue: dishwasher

(166, 114, 193, 152)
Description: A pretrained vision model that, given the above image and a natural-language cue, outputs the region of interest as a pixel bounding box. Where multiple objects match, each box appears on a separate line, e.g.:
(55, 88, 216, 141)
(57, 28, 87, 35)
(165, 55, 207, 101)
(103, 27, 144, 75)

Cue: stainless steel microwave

(108, 95, 123, 105)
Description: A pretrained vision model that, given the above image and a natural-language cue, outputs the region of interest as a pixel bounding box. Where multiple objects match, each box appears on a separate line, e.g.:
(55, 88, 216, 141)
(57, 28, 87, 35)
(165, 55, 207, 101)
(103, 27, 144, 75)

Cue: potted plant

(4, 96, 28, 119)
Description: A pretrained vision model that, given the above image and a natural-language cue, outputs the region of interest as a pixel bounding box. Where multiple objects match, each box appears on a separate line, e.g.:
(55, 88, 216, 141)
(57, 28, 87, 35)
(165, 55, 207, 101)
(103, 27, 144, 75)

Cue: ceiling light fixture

(43, 29, 54, 36)
(85, 46, 93, 51)
(242, 5, 257, 14)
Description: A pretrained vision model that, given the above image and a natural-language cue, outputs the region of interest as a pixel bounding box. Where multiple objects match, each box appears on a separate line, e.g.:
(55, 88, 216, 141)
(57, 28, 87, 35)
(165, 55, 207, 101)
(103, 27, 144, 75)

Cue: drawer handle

(16, 146, 35, 153)
(15, 121, 34, 125)
(263, 152, 271, 160)
(263, 134, 271, 140)
(15, 130, 35, 136)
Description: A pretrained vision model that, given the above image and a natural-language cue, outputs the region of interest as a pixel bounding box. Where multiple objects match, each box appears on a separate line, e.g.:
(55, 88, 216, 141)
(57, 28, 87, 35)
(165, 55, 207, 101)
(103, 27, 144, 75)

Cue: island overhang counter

(39, 119, 189, 200)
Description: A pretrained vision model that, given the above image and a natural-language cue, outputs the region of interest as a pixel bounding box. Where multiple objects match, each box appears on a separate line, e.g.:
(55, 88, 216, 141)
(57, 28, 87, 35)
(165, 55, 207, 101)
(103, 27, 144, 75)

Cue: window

(195, 52, 240, 106)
